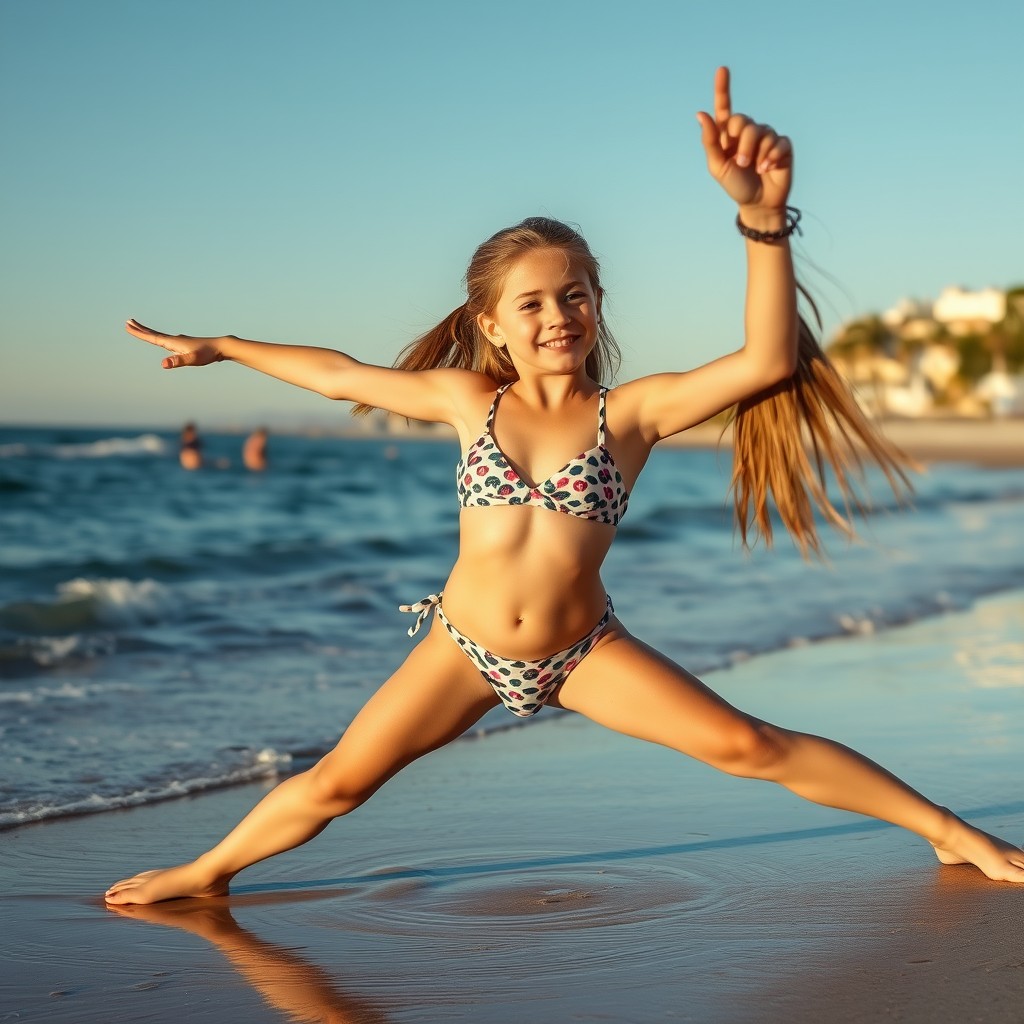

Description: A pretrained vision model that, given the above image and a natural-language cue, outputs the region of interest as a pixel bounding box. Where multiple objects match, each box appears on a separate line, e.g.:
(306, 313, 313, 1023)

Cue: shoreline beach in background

(668, 415, 1024, 469)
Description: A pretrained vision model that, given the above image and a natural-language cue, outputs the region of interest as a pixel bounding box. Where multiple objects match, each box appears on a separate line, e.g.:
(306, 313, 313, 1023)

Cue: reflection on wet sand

(108, 900, 393, 1024)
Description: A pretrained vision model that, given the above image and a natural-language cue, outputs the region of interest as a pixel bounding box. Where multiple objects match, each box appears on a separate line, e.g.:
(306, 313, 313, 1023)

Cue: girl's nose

(546, 301, 572, 326)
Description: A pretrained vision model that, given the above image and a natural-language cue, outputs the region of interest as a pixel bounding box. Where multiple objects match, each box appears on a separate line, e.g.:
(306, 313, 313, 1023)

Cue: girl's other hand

(125, 318, 224, 369)
(695, 66, 792, 212)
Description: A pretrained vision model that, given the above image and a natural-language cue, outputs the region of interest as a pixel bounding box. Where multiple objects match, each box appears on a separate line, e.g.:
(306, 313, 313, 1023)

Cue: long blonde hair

(352, 217, 621, 414)
(729, 286, 915, 558)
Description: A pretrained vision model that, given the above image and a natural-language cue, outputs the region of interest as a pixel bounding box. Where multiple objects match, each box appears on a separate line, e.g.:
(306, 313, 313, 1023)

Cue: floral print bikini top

(456, 384, 630, 526)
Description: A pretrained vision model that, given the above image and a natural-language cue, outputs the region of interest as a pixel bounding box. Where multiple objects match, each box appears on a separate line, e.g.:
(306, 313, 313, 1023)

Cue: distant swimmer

(242, 427, 268, 471)
(179, 422, 203, 470)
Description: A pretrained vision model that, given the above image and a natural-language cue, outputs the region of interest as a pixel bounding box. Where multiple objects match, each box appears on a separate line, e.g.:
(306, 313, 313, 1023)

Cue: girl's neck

(505, 371, 597, 409)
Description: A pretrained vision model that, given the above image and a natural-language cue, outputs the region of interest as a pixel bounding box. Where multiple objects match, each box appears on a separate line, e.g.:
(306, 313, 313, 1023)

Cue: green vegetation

(827, 285, 1024, 386)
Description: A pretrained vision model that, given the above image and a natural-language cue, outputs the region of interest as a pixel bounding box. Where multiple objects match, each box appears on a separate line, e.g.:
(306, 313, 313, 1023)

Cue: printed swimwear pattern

(456, 384, 630, 526)
(401, 594, 614, 718)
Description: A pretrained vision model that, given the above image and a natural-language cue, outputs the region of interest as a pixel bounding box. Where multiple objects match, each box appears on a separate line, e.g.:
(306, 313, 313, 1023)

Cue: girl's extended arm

(124, 319, 476, 425)
(625, 68, 914, 557)
(625, 67, 798, 443)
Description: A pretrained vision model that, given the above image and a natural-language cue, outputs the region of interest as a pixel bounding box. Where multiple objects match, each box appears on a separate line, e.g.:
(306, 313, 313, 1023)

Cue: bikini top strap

(485, 383, 511, 433)
(597, 387, 608, 446)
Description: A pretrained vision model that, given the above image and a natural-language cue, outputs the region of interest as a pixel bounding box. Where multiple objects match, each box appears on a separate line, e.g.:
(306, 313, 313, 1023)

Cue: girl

(106, 68, 1024, 904)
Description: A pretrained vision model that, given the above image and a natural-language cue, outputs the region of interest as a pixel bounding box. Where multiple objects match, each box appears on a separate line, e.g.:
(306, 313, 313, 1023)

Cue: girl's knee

(712, 719, 790, 779)
(304, 760, 378, 816)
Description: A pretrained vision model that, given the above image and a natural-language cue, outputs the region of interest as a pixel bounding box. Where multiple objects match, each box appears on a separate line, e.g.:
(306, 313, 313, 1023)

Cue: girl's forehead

(501, 249, 587, 293)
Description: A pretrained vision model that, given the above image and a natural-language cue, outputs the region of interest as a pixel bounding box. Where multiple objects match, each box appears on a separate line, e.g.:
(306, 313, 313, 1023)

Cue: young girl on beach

(106, 68, 1024, 904)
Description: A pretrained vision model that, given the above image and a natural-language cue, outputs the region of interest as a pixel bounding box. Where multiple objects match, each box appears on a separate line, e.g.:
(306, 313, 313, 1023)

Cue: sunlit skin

(105, 68, 1024, 905)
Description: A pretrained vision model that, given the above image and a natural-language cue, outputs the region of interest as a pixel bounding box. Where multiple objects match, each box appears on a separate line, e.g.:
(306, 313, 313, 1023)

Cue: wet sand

(2, 592, 1022, 1022)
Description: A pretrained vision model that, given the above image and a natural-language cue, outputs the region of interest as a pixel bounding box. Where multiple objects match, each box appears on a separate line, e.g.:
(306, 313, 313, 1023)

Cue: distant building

(881, 297, 937, 342)
(932, 286, 1006, 336)
(830, 285, 1019, 418)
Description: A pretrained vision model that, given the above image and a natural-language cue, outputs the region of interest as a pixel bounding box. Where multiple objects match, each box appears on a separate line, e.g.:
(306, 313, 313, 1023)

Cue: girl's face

(477, 248, 602, 377)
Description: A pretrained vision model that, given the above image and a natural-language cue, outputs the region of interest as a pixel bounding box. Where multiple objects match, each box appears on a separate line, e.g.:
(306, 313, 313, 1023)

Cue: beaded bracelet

(736, 206, 802, 243)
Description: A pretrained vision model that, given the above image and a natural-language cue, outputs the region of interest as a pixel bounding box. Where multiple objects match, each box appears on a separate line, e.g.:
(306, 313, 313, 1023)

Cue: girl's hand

(125, 318, 224, 369)
(695, 66, 793, 213)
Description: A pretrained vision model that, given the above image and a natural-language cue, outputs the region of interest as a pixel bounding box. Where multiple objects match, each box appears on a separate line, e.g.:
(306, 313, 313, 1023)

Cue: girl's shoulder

(429, 368, 501, 440)
(602, 375, 654, 422)
(434, 367, 499, 406)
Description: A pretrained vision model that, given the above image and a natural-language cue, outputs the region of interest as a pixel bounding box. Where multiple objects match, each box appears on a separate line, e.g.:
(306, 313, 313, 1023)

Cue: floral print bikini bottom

(400, 593, 614, 718)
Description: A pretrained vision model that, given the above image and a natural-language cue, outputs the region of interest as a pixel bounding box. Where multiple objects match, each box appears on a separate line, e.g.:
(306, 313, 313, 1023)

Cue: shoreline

(5, 416, 1021, 469)
(662, 415, 1024, 468)
(3, 591, 1023, 1022)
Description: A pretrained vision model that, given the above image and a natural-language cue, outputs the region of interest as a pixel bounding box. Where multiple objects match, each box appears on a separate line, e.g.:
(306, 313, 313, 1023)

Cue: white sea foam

(955, 641, 1024, 688)
(837, 612, 876, 635)
(9, 632, 117, 667)
(0, 680, 140, 704)
(53, 434, 167, 459)
(0, 748, 294, 827)
(0, 434, 166, 460)
(56, 577, 173, 625)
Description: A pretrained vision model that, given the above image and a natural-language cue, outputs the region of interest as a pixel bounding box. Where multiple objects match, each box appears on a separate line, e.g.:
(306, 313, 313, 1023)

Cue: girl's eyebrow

(513, 281, 587, 301)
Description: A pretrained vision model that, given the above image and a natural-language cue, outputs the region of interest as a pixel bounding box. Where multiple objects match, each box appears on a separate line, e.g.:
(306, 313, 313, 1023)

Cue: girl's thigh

(550, 625, 763, 764)
(314, 622, 501, 795)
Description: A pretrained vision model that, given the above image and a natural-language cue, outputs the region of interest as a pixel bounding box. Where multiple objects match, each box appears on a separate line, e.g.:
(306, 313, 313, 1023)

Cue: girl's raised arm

(622, 68, 912, 557)
(124, 319, 475, 425)
(626, 66, 797, 442)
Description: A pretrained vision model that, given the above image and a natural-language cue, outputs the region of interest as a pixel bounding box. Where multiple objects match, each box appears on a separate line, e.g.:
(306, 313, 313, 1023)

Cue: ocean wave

(0, 434, 167, 460)
(0, 633, 119, 672)
(0, 577, 176, 634)
(0, 678, 141, 704)
(0, 747, 293, 830)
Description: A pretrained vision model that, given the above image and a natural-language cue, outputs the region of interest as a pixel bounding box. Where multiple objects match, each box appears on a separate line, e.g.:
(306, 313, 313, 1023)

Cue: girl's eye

(566, 291, 586, 301)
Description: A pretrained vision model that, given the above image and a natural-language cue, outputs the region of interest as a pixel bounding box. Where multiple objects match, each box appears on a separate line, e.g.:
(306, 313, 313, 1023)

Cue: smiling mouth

(541, 336, 577, 349)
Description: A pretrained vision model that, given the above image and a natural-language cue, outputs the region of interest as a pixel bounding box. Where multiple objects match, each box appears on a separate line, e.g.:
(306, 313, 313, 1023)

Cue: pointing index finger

(713, 65, 731, 126)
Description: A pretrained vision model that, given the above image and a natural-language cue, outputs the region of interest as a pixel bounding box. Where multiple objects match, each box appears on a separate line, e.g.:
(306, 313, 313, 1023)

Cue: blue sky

(1, 0, 1021, 427)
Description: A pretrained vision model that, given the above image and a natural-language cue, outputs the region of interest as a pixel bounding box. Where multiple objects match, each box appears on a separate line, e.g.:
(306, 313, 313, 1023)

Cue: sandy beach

(667, 415, 1024, 469)
(3, 591, 1022, 1023)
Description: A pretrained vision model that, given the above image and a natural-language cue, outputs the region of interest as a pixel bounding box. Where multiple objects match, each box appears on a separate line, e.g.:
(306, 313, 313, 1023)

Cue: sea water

(1, 424, 1022, 828)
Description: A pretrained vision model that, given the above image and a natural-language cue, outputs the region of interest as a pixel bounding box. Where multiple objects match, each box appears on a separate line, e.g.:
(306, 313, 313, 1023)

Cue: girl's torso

(438, 380, 645, 659)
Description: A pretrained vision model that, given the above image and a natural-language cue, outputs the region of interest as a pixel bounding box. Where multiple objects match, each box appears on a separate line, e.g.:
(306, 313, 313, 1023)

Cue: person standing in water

(242, 427, 268, 471)
(178, 421, 203, 470)
(106, 68, 1024, 905)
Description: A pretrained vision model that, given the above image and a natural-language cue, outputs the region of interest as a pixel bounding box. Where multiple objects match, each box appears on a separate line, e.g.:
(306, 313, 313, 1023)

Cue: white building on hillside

(932, 286, 1006, 335)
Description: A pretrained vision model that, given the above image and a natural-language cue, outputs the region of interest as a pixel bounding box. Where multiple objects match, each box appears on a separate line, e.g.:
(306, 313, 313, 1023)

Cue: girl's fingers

(699, 68, 793, 203)
(722, 119, 791, 173)
(722, 113, 751, 154)
(126, 319, 166, 345)
(712, 66, 731, 126)
(734, 120, 763, 168)
(754, 130, 780, 172)
(695, 110, 725, 168)
(163, 351, 191, 369)
(757, 135, 793, 174)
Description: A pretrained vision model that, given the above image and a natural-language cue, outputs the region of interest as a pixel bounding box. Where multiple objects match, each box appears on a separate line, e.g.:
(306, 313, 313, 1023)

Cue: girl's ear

(476, 311, 506, 348)
(597, 287, 604, 323)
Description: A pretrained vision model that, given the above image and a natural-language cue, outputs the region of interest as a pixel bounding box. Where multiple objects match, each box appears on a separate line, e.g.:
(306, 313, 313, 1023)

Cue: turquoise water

(2, 424, 1023, 828)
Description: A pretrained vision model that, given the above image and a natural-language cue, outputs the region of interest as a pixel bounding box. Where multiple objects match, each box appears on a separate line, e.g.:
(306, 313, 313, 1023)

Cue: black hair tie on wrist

(736, 206, 802, 243)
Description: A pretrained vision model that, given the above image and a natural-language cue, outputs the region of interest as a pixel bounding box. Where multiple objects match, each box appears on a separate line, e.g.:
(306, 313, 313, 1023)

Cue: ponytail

(729, 287, 916, 559)
(351, 304, 519, 417)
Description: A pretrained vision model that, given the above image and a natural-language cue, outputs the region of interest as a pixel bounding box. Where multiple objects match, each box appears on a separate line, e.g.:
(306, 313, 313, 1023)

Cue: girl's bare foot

(104, 861, 230, 905)
(930, 814, 1024, 883)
